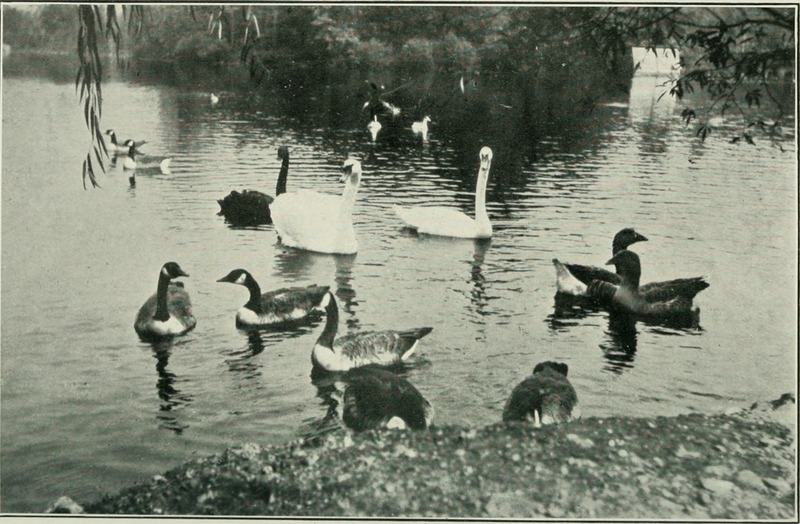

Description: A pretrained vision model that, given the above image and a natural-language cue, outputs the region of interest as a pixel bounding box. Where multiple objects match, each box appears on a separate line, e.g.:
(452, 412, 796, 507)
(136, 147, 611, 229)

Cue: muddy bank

(60, 398, 795, 518)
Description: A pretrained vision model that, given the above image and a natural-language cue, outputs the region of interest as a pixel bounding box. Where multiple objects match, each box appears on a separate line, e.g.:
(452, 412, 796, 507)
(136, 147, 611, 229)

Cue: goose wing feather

(260, 284, 330, 315)
(335, 327, 432, 366)
(639, 277, 709, 302)
(564, 263, 621, 287)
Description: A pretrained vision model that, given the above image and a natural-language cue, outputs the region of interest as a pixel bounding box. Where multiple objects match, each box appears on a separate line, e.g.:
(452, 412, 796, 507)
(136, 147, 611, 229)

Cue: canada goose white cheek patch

(235, 273, 247, 285)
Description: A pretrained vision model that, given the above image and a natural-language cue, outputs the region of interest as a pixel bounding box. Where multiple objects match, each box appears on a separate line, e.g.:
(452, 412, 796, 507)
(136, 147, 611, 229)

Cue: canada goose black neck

(242, 273, 264, 313)
(276, 146, 289, 196)
(316, 293, 339, 349)
(106, 130, 119, 145)
(154, 270, 173, 322)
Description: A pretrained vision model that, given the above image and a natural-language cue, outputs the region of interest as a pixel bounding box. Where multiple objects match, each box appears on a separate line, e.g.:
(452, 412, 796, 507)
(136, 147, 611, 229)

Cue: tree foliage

(4, 5, 792, 186)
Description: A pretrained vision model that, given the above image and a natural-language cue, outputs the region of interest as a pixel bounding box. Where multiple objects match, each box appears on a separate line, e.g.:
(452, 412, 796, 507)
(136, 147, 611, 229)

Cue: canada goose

(122, 141, 172, 175)
(503, 361, 578, 425)
(134, 262, 197, 340)
(367, 115, 382, 144)
(271, 157, 362, 255)
(216, 268, 329, 328)
(312, 292, 432, 373)
(105, 129, 146, 154)
(411, 116, 431, 141)
(217, 146, 290, 226)
(394, 147, 493, 239)
(332, 366, 434, 432)
(587, 250, 708, 317)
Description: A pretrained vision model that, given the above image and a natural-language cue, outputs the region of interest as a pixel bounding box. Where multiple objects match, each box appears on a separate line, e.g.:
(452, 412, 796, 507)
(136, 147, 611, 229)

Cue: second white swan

(394, 146, 493, 239)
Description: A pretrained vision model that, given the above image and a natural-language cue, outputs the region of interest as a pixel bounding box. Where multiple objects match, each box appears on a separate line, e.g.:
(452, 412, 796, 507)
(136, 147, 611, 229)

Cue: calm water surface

(1, 75, 796, 512)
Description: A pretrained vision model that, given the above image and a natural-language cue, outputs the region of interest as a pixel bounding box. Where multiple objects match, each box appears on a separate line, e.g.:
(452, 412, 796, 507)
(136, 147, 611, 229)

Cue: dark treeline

(4, 4, 794, 187)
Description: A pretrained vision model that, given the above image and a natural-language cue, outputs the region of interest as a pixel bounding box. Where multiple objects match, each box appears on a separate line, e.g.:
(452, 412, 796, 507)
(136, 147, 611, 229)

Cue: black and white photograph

(1, 2, 796, 518)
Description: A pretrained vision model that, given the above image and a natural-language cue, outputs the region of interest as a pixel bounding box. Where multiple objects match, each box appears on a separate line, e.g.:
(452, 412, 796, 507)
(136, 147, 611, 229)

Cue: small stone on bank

(735, 469, 767, 492)
(701, 477, 735, 494)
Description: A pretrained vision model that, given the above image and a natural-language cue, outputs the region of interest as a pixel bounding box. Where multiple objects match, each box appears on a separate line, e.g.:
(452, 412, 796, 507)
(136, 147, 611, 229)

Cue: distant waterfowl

(312, 292, 432, 373)
(362, 81, 401, 118)
(333, 366, 434, 432)
(503, 361, 578, 425)
(217, 145, 290, 226)
(553, 228, 648, 295)
(210, 93, 219, 105)
(411, 116, 431, 141)
(587, 249, 708, 317)
(394, 146, 493, 239)
(367, 115, 382, 144)
(271, 157, 362, 255)
(134, 262, 197, 340)
(216, 268, 329, 328)
(122, 141, 172, 175)
(105, 129, 146, 154)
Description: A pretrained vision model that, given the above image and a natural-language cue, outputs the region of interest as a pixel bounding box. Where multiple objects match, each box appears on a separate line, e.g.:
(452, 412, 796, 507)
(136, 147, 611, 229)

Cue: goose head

(105, 129, 118, 143)
(277, 145, 289, 161)
(216, 268, 251, 286)
(162, 261, 189, 280)
(423, 116, 432, 124)
(606, 249, 641, 286)
(613, 228, 648, 254)
(340, 158, 362, 183)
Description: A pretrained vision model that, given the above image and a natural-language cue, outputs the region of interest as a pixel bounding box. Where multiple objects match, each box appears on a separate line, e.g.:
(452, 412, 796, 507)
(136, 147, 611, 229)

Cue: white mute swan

(271, 157, 362, 255)
(394, 146, 493, 239)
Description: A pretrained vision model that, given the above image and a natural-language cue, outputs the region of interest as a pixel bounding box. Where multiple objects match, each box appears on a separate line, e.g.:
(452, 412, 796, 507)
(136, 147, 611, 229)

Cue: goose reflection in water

(600, 311, 639, 374)
(150, 340, 193, 434)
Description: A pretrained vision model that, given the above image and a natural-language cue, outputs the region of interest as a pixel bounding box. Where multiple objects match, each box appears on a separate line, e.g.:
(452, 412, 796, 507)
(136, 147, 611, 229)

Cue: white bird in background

(367, 115, 382, 144)
(411, 115, 431, 141)
(210, 93, 219, 105)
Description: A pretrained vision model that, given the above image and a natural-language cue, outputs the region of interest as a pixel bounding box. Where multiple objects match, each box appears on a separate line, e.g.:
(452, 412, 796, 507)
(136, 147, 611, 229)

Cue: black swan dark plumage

(587, 249, 708, 318)
(503, 361, 578, 425)
(217, 145, 289, 226)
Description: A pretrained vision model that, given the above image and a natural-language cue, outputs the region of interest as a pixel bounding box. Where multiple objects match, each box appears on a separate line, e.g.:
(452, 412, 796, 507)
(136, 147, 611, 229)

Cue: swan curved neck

(154, 272, 172, 321)
(341, 172, 361, 215)
(316, 294, 339, 349)
(474, 162, 491, 226)
(275, 154, 289, 196)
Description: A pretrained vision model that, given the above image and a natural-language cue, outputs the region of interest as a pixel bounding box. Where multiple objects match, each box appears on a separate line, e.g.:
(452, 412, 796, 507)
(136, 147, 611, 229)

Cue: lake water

(1, 72, 796, 512)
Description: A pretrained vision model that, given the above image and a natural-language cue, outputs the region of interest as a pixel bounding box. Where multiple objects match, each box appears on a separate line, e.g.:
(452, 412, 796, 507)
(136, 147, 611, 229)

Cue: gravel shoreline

(50, 396, 796, 519)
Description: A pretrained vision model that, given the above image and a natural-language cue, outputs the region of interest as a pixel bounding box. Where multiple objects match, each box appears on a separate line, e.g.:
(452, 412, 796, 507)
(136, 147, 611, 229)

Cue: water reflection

(600, 311, 639, 374)
(149, 340, 193, 434)
(469, 239, 492, 318)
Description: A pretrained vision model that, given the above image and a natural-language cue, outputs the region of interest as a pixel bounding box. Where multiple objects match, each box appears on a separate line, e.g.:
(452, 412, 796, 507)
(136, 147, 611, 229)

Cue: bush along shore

(50, 395, 795, 519)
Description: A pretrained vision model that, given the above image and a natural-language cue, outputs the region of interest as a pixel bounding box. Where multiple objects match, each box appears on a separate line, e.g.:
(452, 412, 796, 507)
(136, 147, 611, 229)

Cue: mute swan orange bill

(270, 157, 362, 255)
(394, 146, 493, 239)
